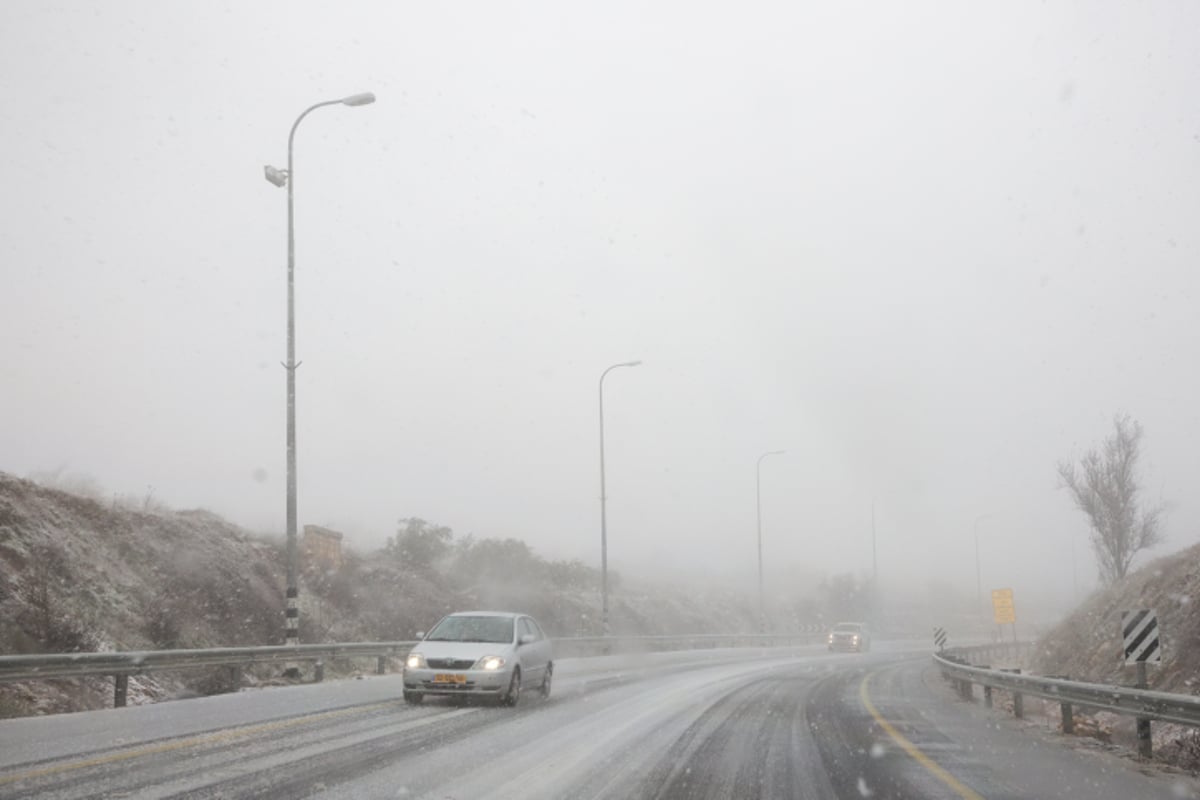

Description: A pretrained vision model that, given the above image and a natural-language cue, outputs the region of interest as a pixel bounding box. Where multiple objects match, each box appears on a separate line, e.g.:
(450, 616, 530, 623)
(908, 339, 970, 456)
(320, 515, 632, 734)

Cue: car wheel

(540, 663, 553, 699)
(403, 691, 423, 705)
(502, 667, 521, 707)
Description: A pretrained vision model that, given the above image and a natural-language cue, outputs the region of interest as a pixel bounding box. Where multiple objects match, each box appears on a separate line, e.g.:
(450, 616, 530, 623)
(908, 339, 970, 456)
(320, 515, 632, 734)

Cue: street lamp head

(974, 512, 999, 530)
(341, 92, 376, 107)
(622, 360, 642, 368)
(758, 449, 785, 466)
(263, 165, 289, 188)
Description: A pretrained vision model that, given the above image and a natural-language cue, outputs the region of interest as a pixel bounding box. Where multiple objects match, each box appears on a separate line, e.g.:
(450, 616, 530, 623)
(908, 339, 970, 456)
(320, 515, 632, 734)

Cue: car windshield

(834, 624, 862, 633)
(425, 616, 514, 644)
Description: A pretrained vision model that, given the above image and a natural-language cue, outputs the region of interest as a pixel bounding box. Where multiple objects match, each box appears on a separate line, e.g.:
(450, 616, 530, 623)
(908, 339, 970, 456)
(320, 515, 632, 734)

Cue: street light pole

(872, 502, 878, 585)
(599, 360, 641, 636)
(266, 92, 375, 651)
(756, 450, 785, 629)
(973, 512, 997, 615)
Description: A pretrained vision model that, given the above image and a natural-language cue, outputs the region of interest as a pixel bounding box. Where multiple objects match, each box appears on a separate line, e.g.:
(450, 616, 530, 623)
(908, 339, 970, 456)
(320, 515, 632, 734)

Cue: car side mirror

(415, 631, 425, 640)
(519, 634, 535, 646)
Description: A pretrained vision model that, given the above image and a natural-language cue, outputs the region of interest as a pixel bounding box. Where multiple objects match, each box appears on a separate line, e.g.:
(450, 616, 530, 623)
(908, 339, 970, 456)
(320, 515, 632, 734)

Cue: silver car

(827, 621, 871, 652)
(402, 611, 553, 706)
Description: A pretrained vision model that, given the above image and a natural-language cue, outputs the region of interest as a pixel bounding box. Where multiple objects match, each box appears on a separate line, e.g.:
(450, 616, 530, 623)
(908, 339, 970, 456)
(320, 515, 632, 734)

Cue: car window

(518, 618, 538, 641)
(527, 618, 547, 640)
(426, 615, 514, 643)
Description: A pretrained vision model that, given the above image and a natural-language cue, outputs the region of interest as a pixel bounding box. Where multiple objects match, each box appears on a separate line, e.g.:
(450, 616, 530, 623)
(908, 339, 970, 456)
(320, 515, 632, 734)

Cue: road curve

(2, 643, 1197, 799)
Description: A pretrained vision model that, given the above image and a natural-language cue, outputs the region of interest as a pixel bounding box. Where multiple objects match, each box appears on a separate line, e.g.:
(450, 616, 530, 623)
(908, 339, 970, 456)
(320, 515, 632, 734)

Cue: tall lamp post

(599, 360, 641, 636)
(756, 450, 785, 628)
(973, 512, 998, 615)
(264, 91, 375, 650)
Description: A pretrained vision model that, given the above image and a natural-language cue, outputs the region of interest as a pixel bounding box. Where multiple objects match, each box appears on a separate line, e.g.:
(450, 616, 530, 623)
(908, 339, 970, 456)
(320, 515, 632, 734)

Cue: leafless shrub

(25, 466, 105, 500)
(1157, 728, 1200, 771)
(1058, 413, 1165, 583)
(18, 544, 95, 652)
(142, 589, 185, 649)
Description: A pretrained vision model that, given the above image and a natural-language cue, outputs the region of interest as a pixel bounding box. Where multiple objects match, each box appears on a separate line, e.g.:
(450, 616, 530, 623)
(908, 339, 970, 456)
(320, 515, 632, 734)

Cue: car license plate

(433, 674, 466, 684)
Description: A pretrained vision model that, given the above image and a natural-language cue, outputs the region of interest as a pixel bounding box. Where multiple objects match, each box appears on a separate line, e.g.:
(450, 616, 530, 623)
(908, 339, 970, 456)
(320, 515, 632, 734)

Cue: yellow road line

(0, 698, 409, 787)
(859, 671, 986, 800)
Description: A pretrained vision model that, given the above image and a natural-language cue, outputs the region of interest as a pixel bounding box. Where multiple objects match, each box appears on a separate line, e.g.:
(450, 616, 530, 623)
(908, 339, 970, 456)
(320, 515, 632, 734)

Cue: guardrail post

(1136, 662, 1152, 758)
(377, 656, 387, 675)
(1001, 668, 1023, 718)
(1044, 674, 1073, 735)
(228, 666, 241, 692)
(314, 660, 324, 682)
(1137, 716, 1152, 758)
(974, 662, 993, 705)
(114, 674, 128, 708)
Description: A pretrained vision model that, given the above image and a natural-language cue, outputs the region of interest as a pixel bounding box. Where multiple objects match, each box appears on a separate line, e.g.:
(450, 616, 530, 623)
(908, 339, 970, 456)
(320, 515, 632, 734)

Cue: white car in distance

(827, 621, 871, 653)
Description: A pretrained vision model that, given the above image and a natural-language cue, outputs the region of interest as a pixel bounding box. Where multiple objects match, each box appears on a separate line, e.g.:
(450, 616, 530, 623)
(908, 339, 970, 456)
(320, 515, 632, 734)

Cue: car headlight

(827, 634, 834, 643)
(476, 656, 505, 671)
(406, 653, 426, 669)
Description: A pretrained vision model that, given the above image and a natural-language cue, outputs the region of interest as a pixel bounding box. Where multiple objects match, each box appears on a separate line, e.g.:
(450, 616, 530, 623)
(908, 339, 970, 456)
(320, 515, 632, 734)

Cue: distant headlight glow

(406, 653, 425, 669)
(478, 656, 505, 671)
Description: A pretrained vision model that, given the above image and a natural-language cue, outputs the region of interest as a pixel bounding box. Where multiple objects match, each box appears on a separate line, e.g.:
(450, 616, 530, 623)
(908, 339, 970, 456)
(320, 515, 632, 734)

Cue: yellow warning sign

(992, 588, 1016, 625)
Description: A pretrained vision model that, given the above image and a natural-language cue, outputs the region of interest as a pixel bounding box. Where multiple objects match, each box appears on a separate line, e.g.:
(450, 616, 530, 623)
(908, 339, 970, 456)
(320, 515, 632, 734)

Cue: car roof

(444, 611, 523, 619)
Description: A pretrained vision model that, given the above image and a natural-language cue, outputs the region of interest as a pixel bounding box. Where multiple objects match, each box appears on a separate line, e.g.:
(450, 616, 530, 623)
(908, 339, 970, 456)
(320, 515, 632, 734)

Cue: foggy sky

(2, 1, 1198, 617)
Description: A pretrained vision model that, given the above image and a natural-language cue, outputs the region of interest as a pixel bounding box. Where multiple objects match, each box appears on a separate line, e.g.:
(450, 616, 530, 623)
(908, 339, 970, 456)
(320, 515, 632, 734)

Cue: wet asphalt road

(2, 644, 1197, 799)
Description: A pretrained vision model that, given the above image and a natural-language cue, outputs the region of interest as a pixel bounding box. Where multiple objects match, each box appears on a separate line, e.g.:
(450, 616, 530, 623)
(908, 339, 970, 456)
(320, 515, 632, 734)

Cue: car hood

(412, 640, 515, 659)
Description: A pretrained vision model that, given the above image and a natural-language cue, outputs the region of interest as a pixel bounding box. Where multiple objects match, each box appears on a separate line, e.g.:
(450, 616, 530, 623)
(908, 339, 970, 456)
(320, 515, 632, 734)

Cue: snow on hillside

(0, 472, 292, 715)
(0, 471, 773, 718)
(1030, 541, 1200, 767)
(1033, 543, 1200, 693)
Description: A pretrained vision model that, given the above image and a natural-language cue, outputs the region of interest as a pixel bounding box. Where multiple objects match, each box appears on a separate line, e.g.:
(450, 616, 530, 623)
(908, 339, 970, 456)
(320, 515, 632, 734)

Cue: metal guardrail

(939, 640, 1031, 667)
(0, 642, 417, 682)
(0, 642, 420, 706)
(0, 632, 821, 708)
(935, 643, 1200, 758)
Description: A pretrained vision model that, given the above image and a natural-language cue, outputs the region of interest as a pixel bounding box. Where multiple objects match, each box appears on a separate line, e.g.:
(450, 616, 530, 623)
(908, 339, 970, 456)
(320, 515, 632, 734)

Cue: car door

(527, 616, 552, 673)
(518, 617, 547, 681)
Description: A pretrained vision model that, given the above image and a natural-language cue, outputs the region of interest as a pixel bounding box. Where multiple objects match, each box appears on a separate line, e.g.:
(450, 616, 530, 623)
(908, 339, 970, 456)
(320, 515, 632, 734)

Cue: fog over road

(2, 644, 1195, 799)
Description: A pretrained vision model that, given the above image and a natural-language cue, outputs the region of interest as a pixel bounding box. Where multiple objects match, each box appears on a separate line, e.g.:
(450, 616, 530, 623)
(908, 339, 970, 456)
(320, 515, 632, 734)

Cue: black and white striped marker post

(286, 587, 300, 646)
(1123, 609, 1160, 758)
(1123, 609, 1160, 665)
(284, 587, 300, 677)
(933, 626, 947, 652)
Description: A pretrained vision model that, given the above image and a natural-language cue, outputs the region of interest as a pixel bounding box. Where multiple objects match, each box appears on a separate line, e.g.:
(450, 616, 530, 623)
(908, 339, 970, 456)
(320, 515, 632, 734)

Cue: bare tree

(1057, 413, 1164, 584)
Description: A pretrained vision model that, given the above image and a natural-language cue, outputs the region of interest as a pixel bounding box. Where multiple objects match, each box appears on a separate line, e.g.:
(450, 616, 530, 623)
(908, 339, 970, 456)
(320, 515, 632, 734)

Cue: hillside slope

(0, 472, 771, 717)
(0, 473, 297, 715)
(1033, 541, 1200, 692)
(0, 473, 287, 655)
